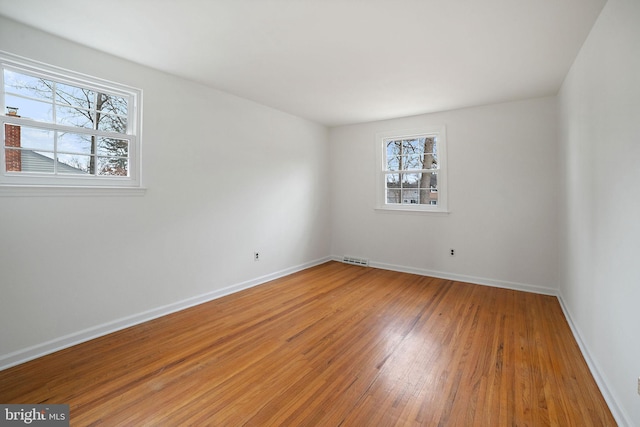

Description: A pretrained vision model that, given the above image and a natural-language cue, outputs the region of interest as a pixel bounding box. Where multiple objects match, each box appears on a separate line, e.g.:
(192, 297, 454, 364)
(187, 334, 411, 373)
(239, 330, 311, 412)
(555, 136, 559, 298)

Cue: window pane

(424, 137, 436, 151)
(386, 140, 401, 157)
(402, 173, 421, 187)
(387, 155, 400, 171)
(56, 105, 94, 129)
(4, 70, 53, 101)
(21, 150, 55, 173)
(425, 152, 438, 169)
(401, 189, 421, 204)
(5, 148, 21, 172)
(58, 132, 93, 154)
(4, 126, 54, 151)
(55, 82, 95, 109)
(5, 94, 53, 122)
(97, 157, 128, 176)
(56, 154, 92, 174)
(97, 112, 127, 133)
(424, 172, 438, 190)
(386, 189, 401, 204)
(97, 137, 128, 157)
(403, 154, 424, 170)
(420, 189, 438, 205)
(385, 137, 438, 172)
(97, 93, 128, 118)
(386, 173, 400, 188)
(402, 138, 423, 153)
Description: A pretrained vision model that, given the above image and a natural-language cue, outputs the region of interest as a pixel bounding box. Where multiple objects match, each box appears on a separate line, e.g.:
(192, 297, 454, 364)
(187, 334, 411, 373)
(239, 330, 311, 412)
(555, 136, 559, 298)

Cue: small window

(376, 126, 448, 212)
(1, 52, 142, 192)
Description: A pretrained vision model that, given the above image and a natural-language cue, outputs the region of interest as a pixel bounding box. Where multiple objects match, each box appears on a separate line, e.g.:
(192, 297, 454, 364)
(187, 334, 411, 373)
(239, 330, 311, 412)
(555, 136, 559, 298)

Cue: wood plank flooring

(0, 261, 615, 426)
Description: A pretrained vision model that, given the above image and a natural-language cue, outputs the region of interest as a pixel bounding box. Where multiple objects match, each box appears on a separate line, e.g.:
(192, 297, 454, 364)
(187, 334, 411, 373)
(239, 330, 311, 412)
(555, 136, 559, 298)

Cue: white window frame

(0, 51, 144, 196)
(375, 126, 448, 213)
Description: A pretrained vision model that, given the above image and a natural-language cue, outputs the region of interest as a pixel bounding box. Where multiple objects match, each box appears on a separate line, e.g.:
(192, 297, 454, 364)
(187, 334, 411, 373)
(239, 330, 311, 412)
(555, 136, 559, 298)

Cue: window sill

(374, 206, 450, 216)
(0, 185, 147, 197)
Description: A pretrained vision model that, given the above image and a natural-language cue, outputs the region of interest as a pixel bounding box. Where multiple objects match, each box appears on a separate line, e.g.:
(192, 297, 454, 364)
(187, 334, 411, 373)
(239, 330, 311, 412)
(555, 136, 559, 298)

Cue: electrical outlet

(254, 252, 260, 261)
(450, 248, 455, 257)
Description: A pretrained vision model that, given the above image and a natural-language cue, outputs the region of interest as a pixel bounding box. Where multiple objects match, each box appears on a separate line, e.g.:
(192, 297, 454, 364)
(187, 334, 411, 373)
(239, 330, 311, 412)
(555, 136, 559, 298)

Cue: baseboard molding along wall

(0, 256, 332, 372)
(332, 256, 558, 296)
(556, 292, 631, 427)
(2, 256, 628, 426)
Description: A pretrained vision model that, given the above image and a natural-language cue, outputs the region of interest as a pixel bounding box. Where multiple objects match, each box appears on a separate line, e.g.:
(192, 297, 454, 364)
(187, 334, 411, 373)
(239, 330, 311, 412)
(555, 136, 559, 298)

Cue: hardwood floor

(0, 262, 615, 426)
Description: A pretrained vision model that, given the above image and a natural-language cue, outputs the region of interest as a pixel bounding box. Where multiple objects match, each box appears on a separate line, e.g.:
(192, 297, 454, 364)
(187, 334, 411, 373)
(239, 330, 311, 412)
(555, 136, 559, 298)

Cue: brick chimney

(5, 107, 21, 172)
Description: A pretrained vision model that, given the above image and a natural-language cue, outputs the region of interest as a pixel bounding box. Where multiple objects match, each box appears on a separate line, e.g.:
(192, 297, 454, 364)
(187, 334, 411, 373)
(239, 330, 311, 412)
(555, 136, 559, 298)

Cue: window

(376, 126, 448, 212)
(1, 52, 143, 193)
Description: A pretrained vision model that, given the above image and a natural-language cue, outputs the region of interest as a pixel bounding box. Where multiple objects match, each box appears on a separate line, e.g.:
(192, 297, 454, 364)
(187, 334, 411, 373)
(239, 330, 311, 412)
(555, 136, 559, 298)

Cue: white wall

(2, 5, 637, 422)
(329, 97, 558, 293)
(0, 17, 331, 365)
(558, 0, 640, 424)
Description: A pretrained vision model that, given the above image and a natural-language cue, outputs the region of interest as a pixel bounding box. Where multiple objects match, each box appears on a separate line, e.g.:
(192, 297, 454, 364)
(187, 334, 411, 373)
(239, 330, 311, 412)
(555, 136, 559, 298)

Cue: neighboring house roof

(21, 150, 86, 174)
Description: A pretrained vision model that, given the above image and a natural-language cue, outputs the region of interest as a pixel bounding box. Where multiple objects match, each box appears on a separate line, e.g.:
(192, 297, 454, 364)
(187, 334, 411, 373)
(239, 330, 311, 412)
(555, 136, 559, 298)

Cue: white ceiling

(0, 0, 606, 126)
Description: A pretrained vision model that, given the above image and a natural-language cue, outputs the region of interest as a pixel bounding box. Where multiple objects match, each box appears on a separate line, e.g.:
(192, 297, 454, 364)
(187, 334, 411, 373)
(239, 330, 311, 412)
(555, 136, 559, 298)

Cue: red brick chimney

(5, 107, 21, 172)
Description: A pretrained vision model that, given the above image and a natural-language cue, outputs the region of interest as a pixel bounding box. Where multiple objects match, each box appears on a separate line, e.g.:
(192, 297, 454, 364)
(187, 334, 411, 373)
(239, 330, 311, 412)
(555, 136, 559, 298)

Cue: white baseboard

(331, 256, 558, 296)
(0, 256, 331, 372)
(556, 292, 631, 427)
(3, 256, 627, 426)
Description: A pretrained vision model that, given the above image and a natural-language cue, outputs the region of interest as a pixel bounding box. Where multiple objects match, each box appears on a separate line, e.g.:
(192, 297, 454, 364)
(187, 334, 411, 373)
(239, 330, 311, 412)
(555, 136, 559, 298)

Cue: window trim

(375, 126, 448, 213)
(0, 51, 144, 196)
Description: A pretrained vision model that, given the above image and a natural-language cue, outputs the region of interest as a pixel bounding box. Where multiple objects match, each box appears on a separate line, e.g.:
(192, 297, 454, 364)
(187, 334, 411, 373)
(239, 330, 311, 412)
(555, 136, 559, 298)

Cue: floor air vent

(342, 256, 369, 267)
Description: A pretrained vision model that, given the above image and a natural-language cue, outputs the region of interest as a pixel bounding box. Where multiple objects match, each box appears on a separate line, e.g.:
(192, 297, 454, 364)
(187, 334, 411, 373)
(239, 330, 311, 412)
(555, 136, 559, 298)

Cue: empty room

(0, 0, 638, 425)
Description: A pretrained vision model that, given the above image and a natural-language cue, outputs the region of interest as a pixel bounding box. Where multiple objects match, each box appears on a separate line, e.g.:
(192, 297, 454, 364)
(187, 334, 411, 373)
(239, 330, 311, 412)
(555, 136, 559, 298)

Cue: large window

(1, 52, 142, 192)
(376, 127, 448, 212)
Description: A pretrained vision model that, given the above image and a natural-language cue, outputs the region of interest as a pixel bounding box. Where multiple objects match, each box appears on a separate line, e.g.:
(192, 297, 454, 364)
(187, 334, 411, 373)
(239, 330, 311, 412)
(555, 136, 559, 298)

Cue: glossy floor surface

(0, 262, 615, 426)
